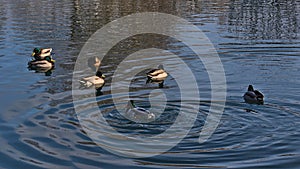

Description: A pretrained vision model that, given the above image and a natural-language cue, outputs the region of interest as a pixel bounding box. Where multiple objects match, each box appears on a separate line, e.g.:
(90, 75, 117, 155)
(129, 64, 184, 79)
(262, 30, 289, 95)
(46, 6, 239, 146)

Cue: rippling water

(0, 0, 300, 168)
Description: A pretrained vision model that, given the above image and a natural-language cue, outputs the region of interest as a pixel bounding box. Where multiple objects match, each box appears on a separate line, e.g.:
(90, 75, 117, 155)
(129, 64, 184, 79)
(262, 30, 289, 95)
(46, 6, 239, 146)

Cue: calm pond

(0, 0, 300, 168)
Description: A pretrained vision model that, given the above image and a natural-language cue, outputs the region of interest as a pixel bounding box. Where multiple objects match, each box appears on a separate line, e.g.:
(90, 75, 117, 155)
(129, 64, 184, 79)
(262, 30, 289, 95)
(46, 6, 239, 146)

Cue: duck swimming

(79, 70, 105, 89)
(28, 48, 55, 70)
(243, 85, 264, 104)
(146, 65, 168, 88)
(125, 100, 155, 123)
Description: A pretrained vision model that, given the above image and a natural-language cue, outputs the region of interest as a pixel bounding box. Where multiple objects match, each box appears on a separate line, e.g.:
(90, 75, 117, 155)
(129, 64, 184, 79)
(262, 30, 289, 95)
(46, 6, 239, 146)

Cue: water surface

(0, 0, 300, 168)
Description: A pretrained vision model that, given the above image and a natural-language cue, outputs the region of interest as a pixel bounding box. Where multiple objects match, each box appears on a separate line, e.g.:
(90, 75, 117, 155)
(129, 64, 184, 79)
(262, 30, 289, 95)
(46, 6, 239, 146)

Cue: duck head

(32, 48, 41, 56)
(247, 85, 254, 91)
(96, 71, 105, 79)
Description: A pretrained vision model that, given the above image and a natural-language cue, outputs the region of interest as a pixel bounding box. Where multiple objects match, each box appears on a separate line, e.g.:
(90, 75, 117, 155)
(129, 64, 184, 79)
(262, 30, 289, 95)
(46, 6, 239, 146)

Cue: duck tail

(79, 80, 85, 85)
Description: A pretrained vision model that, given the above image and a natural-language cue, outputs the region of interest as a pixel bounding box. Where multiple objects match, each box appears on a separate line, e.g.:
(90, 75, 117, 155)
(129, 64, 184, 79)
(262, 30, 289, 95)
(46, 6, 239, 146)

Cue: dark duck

(243, 85, 264, 105)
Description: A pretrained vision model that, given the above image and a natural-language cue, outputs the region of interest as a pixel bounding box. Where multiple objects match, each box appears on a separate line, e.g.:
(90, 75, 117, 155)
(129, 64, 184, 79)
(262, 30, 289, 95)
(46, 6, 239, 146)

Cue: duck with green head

(28, 48, 55, 69)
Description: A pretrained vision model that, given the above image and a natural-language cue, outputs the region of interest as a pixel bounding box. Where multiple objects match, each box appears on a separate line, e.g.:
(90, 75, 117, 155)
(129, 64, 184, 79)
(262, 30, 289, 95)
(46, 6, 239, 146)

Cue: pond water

(0, 0, 300, 168)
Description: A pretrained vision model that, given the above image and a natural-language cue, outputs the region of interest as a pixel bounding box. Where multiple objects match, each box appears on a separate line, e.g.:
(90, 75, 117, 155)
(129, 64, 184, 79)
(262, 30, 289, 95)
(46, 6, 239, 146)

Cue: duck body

(79, 71, 105, 89)
(125, 100, 155, 123)
(243, 85, 264, 104)
(146, 65, 168, 88)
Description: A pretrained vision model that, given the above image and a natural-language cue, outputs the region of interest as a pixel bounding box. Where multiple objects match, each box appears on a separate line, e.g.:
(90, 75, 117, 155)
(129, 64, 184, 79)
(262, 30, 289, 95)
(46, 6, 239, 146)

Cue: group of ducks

(76, 56, 168, 122)
(28, 47, 264, 122)
(27, 47, 168, 91)
(78, 56, 169, 90)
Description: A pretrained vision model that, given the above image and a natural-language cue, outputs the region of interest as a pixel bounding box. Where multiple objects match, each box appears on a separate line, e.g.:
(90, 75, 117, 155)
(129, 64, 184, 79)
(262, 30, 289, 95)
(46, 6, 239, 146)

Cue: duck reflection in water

(28, 66, 53, 76)
(146, 64, 168, 88)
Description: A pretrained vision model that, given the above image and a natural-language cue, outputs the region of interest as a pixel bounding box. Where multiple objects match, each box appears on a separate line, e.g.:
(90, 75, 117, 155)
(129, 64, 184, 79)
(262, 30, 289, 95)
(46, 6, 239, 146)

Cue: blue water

(0, 0, 300, 168)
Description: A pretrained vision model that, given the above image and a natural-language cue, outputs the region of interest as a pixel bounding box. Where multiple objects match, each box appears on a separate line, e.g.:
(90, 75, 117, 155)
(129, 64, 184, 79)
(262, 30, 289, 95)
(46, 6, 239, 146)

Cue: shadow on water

(0, 0, 300, 168)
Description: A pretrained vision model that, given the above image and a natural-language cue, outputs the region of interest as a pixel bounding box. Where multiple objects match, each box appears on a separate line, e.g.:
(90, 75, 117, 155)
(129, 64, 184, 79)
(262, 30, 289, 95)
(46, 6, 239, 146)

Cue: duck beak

(101, 75, 106, 79)
(31, 52, 35, 56)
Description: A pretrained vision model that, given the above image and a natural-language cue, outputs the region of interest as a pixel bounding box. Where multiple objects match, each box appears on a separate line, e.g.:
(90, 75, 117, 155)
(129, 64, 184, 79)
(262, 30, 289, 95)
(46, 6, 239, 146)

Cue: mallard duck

(79, 70, 105, 89)
(29, 48, 55, 70)
(146, 65, 168, 88)
(31, 48, 52, 60)
(243, 85, 264, 104)
(125, 100, 155, 123)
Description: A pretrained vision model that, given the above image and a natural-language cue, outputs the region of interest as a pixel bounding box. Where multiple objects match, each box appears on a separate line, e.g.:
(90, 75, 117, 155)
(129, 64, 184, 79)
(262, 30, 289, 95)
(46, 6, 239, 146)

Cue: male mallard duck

(29, 48, 55, 70)
(243, 85, 264, 104)
(146, 65, 168, 88)
(79, 70, 105, 89)
(125, 100, 155, 123)
(31, 48, 53, 60)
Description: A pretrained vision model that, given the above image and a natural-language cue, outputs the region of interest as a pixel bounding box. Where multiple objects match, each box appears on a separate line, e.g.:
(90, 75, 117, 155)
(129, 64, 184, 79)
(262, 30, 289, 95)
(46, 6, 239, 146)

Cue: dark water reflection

(227, 0, 298, 40)
(0, 0, 300, 168)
